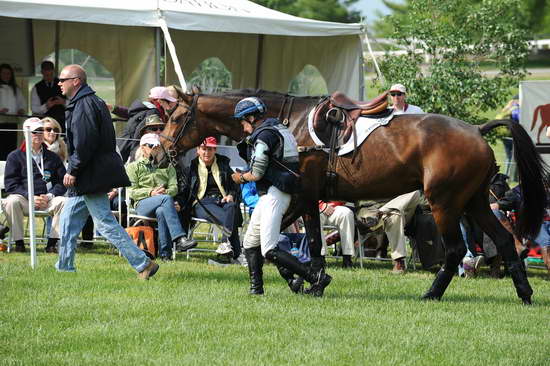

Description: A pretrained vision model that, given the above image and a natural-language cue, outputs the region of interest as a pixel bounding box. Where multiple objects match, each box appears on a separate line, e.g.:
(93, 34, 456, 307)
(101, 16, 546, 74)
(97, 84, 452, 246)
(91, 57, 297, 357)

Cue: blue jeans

(136, 195, 184, 257)
(194, 196, 241, 258)
(534, 221, 550, 248)
(56, 194, 150, 272)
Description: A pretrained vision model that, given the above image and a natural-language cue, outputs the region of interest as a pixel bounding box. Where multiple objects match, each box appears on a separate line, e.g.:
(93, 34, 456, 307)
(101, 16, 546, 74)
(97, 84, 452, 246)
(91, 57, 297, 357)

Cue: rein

(159, 94, 199, 165)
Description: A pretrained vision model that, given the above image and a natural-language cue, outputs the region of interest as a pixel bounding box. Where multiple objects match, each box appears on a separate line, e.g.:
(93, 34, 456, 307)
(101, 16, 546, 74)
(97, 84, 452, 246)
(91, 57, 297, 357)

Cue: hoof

(521, 297, 532, 305)
(421, 293, 441, 301)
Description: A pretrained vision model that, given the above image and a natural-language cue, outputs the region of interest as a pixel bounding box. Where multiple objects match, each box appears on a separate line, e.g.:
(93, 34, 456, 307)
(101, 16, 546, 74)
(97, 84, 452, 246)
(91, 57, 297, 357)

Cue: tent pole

(361, 26, 385, 86)
(54, 21, 60, 75)
(24, 128, 37, 269)
(255, 34, 264, 90)
(158, 14, 187, 91)
(155, 27, 161, 86)
(358, 37, 365, 100)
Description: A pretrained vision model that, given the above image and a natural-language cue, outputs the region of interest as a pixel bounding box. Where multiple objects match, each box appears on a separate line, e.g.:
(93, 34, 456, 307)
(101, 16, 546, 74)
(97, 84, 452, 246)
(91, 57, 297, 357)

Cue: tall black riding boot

(276, 265, 304, 294)
(266, 250, 331, 297)
(421, 267, 454, 301)
(244, 247, 264, 295)
(506, 260, 533, 305)
(342, 255, 353, 268)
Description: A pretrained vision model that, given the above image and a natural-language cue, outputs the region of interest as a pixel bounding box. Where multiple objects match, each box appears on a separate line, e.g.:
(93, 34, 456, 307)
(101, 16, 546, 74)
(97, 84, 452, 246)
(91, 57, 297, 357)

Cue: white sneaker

(231, 253, 248, 266)
(215, 242, 233, 255)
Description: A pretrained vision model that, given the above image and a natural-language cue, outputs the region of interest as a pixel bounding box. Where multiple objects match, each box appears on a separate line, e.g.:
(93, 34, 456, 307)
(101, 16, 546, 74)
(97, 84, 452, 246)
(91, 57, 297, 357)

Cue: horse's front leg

(302, 201, 325, 271)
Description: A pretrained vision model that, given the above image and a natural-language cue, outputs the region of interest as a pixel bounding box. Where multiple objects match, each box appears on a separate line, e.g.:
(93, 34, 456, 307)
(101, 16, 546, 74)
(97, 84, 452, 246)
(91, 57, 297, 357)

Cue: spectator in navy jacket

(55, 64, 158, 279)
(2, 118, 66, 253)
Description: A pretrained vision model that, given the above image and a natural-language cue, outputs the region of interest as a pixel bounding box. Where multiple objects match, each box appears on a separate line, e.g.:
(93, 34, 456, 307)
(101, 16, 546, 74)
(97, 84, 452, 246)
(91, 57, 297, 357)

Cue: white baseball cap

(23, 117, 44, 132)
(140, 133, 160, 147)
(389, 83, 407, 94)
(149, 86, 177, 102)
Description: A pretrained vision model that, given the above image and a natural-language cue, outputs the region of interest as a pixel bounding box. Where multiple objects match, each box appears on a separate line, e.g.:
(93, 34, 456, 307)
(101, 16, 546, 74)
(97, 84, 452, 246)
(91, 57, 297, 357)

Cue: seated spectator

(0, 63, 26, 115)
(491, 185, 550, 277)
(132, 114, 166, 162)
(2, 118, 66, 252)
(319, 201, 356, 268)
(461, 172, 520, 278)
(117, 86, 178, 162)
(41, 117, 68, 163)
(357, 190, 421, 273)
(177, 137, 243, 261)
(126, 133, 196, 260)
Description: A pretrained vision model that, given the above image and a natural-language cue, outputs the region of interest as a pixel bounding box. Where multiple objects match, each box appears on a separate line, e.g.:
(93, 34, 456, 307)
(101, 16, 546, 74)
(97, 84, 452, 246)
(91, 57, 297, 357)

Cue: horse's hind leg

(422, 208, 466, 301)
(465, 190, 533, 304)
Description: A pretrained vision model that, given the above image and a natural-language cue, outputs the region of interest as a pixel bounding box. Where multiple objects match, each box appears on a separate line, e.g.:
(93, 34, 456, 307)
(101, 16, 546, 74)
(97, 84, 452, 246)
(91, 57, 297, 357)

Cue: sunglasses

(147, 126, 164, 132)
(390, 92, 404, 97)
(44, 127, 60, 133)
(31, 130, 44, 135)
(143, 144, 157, 148)
(58, 77, 79, 83)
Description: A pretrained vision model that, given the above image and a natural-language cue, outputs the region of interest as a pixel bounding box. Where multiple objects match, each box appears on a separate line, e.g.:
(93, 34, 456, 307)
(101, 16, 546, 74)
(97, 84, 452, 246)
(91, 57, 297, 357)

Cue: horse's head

(151, 86, 247, 168)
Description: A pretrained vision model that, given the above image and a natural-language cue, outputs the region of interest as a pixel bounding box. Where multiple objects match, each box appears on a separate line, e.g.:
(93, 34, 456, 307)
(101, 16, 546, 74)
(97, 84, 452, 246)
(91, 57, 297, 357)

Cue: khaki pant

(320, 205, 356, 256)
(2, 194, 65, 241)
(380, 191, 421, 260)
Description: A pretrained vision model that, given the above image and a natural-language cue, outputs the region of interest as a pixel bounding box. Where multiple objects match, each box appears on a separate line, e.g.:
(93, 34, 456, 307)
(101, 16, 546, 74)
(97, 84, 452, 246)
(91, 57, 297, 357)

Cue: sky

(351, 0, 401, 22)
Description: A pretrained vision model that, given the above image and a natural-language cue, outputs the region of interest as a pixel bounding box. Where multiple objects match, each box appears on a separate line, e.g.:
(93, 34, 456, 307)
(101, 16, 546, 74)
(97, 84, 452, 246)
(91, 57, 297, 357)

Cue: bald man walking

(55, 64, 159, 279)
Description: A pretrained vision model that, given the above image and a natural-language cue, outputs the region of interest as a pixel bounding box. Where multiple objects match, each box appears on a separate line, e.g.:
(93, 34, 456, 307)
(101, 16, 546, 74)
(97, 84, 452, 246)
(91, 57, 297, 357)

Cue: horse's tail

(479, 119, 549, 238)
(531, 105, 541, 131)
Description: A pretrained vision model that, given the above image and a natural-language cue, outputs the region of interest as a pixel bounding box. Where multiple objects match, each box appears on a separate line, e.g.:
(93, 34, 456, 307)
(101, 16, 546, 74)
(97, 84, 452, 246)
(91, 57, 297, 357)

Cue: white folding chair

(179, 217, 221, 259)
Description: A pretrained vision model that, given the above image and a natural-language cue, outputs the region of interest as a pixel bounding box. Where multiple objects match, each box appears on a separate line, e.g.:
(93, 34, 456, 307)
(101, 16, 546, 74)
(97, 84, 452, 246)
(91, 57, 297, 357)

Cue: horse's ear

(192, 85, 202, 95)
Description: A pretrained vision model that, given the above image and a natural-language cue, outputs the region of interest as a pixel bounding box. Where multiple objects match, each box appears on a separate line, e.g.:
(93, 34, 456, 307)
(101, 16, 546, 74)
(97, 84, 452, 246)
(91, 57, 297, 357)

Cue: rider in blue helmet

(233, 97, 267, 120)
(231, 96, 332, 297)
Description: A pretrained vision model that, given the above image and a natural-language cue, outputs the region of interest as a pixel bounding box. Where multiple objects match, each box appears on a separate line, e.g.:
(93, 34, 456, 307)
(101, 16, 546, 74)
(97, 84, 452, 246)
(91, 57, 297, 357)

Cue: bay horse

(154, 88, 548, 304)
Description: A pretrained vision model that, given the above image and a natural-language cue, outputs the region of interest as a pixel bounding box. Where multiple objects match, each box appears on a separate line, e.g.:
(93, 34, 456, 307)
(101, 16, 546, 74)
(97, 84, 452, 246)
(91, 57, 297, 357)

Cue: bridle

(158, 94, 199, 166)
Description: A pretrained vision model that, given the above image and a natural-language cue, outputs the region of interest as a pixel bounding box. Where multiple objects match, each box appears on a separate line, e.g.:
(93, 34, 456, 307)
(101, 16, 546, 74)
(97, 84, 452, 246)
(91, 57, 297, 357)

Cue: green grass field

(1, 245, 549, 365)
(6, 67, 548, 365)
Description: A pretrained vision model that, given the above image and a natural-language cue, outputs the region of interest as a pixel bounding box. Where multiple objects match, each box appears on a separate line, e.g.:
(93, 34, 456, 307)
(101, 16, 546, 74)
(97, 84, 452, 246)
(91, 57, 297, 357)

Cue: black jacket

(497, 186, 522, 212)
(176, 154, 242, 227)
(65, 84, 130, 196)
(117, 100, 159, 162)
(4, 145, 66, 199)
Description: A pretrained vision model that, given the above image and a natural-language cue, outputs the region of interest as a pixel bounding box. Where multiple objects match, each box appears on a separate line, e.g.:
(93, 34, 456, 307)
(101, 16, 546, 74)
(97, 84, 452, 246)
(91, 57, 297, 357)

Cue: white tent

(0, 0, 365, 107)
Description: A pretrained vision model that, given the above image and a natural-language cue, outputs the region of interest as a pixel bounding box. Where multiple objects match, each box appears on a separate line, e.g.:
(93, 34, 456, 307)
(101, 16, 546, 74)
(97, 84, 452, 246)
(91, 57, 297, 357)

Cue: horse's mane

(218, 88, 324, 101)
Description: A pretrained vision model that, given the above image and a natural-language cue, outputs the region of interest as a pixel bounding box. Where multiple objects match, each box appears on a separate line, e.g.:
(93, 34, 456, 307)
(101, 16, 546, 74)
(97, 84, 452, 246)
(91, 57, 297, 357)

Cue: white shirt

(0, 84, 26, 114)
(392, 104, 424, 115)
(31, 84, 49, 115)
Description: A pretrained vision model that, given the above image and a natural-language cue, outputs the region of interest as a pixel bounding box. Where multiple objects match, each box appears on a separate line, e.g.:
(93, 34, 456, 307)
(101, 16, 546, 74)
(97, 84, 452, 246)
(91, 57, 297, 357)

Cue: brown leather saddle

(312, 91, 389, 146)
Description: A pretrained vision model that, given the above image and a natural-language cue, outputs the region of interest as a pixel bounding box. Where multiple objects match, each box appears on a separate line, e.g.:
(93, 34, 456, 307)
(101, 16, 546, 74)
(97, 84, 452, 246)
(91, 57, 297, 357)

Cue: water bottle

(290, 244, 300, 258)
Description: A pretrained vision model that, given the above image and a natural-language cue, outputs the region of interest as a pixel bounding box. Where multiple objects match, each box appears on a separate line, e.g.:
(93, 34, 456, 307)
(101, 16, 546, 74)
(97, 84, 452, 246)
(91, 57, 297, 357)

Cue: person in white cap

(126, 133, 197, 260)
(117, 86, 178, 162)
(2, 118, 66, 253)
(389, 83, 424, 115)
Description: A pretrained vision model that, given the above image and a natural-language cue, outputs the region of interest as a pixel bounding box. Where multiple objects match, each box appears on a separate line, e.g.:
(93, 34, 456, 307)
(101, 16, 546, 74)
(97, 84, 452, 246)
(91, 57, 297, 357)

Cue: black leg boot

(266, 250, 332, 297)
(506, 260, 533, 305)
(0, 224, 10, 240)
(421, 267, 454, 301)
(14, 240, 25, 253)
(45, 238, 58, 253)
(276, 265, 304, 294)
(342, 255, 353, 268)
(244, 247, 264, 295)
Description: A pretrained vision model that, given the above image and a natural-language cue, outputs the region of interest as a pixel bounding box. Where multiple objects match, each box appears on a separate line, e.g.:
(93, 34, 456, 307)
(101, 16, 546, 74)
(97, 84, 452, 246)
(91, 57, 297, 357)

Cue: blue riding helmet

(234, 97, 267, 119)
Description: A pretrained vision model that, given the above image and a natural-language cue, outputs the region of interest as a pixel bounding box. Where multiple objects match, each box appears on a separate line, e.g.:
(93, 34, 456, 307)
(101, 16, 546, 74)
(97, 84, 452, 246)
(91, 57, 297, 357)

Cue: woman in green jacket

(126, 133, 196, 260)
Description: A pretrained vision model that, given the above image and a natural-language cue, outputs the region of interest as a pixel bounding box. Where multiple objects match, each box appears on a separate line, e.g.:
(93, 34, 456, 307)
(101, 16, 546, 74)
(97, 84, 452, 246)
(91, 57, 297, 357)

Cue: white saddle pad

(307, 108, 395, 156)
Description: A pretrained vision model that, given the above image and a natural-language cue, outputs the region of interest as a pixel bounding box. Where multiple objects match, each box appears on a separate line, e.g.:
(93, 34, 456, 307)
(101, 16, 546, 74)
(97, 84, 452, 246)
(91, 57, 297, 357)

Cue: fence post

(24, 127, 37, 269)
